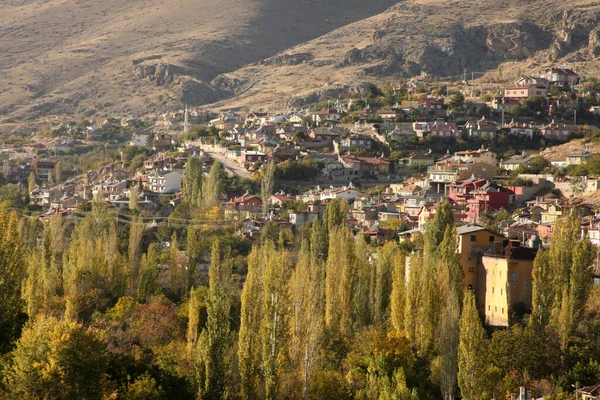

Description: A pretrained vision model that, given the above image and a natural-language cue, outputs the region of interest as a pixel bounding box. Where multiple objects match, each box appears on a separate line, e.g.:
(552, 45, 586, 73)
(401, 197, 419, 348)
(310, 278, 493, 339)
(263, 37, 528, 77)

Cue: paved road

(205, 151, 252, 180)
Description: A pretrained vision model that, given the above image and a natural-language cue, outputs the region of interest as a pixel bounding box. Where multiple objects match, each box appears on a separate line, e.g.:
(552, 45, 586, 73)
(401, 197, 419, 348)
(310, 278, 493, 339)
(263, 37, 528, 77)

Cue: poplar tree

(325, 227, 343, 329)
(238, 247, 264, 399)
(404, 253, 423, 345)
(261, 160, 275, 216)
(261, 244, 291, 399)
(0, 209, 25, 352)
(310, 216, 328, 263)
(353, 235, 372, 328)
(530, 250, 553, 331)
(457, 291, 487, 400)
(373, 241, 396, 325)
(137, 243, 159, 302)
(197, 242, 232, 399)
(128, 216, 144, 295)
(188, 286, 203, 358)
(201, 161, 221, 210)
(390, 250, 406, 334)
(169, 231, 185, 299)
(289, 242, 324, 400)
(183, 156, 203, 205)
(27, 172, 36, 193)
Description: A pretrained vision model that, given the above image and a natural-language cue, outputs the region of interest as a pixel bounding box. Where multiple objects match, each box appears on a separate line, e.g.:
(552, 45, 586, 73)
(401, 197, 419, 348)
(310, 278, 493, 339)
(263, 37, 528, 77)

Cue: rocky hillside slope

(0, 0, 395, 122)
(3, 0, 600, 122)
(209, 0, 600, 110)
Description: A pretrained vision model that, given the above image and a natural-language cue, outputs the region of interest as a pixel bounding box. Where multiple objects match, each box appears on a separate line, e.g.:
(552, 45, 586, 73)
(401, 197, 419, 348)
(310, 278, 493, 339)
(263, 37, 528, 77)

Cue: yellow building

(481, 240, 536, 327)
(540, 203, 563, 224)
(456, 226, 505, 296)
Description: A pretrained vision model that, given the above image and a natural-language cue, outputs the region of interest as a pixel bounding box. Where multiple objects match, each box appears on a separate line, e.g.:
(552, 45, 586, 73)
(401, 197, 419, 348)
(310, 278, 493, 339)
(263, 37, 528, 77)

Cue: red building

(466, 183, 515, 222)
(226, 194, 263, 213)
(240, 150, 266, 165)
(448, 179, 488, 204)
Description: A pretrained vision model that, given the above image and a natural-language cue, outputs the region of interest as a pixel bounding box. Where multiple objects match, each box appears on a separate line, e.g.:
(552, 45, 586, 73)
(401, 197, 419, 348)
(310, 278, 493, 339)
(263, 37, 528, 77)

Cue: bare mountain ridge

(0, 0, 395, 122)
(3, 0, 600, 122)
(208, 0, 600, 110)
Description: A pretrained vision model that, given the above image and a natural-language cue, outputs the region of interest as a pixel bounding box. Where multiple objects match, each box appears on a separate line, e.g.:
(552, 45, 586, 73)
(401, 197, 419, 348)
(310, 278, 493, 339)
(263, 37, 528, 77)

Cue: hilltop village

(3, 66, 600, 398)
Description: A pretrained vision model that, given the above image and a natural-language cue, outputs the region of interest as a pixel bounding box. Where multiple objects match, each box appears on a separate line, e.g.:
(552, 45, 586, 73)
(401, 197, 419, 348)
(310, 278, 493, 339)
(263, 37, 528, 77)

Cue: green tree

(238, 247, 264, 399)
(27, 172, 36, 193)
(4, 316, 108, 399)
(261, 160, 275, 216)
(0, 209, 25, 353)
(183, 156, 203, 205)
(201, 161, 221, 210)
(128, 216, 144, 295)
(458, 291, 487, 400)
(390, 250, 406, 334)
(137, 242, 160, 302)
(288, 242, 324, 399)
(261, 244, 291, 399)
(448, 92, 465, 112)
(122, 372, 165, 400)
(196, 242, 232, 399)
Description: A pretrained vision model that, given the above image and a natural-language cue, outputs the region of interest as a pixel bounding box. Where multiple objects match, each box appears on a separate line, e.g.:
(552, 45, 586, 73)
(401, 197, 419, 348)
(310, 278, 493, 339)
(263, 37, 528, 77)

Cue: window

(468, 267, 474, 273)
(492, 287, 494, 294)
(509, 272, 517, 282)
(500, 289, 503, 295)
(489, 235, 495, 242)
(495, 306, 498, 312)
(468, 284, 473, 290)
(488, 305, 491, 311)
(470, 235, 476, 242)
(502, 308, 505, 314)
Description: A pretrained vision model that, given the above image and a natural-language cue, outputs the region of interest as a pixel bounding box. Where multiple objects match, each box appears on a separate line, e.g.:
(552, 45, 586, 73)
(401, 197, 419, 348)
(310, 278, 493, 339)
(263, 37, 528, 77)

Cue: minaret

(184, 104, 189, 134)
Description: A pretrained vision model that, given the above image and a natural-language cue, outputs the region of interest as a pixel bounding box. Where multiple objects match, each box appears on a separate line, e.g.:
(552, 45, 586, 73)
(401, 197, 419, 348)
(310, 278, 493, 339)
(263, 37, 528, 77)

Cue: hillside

(0, 0, 395, 123)
(3, 0, 600, 122)
(208, 0, 600, 111)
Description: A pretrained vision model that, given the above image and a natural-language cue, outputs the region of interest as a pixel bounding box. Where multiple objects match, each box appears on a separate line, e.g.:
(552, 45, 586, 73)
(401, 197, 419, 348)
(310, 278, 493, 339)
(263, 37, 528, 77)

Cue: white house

(147, 170, 183, 194)
(130, 132, 152, 147)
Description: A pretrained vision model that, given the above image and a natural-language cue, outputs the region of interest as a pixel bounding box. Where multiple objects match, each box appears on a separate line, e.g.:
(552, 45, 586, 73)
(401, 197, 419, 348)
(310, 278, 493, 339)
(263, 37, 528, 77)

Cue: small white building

(147, 170, 183, 194)
(130, 132, 153, 147)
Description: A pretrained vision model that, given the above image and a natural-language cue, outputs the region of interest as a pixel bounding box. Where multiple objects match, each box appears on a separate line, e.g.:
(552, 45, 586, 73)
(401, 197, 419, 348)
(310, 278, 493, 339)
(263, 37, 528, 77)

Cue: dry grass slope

(0, 0, 395, 122)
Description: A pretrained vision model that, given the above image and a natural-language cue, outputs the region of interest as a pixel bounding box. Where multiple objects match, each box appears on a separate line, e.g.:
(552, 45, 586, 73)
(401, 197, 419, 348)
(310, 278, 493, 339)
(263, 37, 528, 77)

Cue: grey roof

(456, 225, 488, 235)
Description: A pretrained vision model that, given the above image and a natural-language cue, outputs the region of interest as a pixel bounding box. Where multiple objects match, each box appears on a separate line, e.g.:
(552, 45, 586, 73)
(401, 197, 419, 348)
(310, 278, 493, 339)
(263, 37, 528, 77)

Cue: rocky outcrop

(132, 62, 183, 86)
(261, 52, 313, 67)
(589, 26, 600, 57)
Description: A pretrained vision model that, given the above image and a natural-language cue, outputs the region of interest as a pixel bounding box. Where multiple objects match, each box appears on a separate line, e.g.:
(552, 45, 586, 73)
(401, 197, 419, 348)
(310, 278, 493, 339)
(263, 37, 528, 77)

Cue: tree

(4, 316, 108, 399)
(288, 242, 324, 400)
(238, 247, 264, 399)
(261, 244, 291, 399)
(372, 241, 396, 325)
(458, 291, 487, 400)
(0, 209, 25, 353)
(129, 187, 139, 211)
(55, 160, 63, 184)
(27, 172, 36, 193)
(196, 242, 232, 399)
(390, 250, 406, 334)
(137, 243, 159, 302)
(169, 231, 185, 299)
(122, 372, 165, 400)
(128, 216, 144, 295)
(530, 250, 553, 331)
(448, 92, 465, 112)
(261, 160, 275, 216)
(201, 161, 221, 210)
(182, 156, 203, 205)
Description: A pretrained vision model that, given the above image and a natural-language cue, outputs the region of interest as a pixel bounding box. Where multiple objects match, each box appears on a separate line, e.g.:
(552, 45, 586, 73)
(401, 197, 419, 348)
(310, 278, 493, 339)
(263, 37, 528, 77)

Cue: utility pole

(574, 109, 577, 125)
